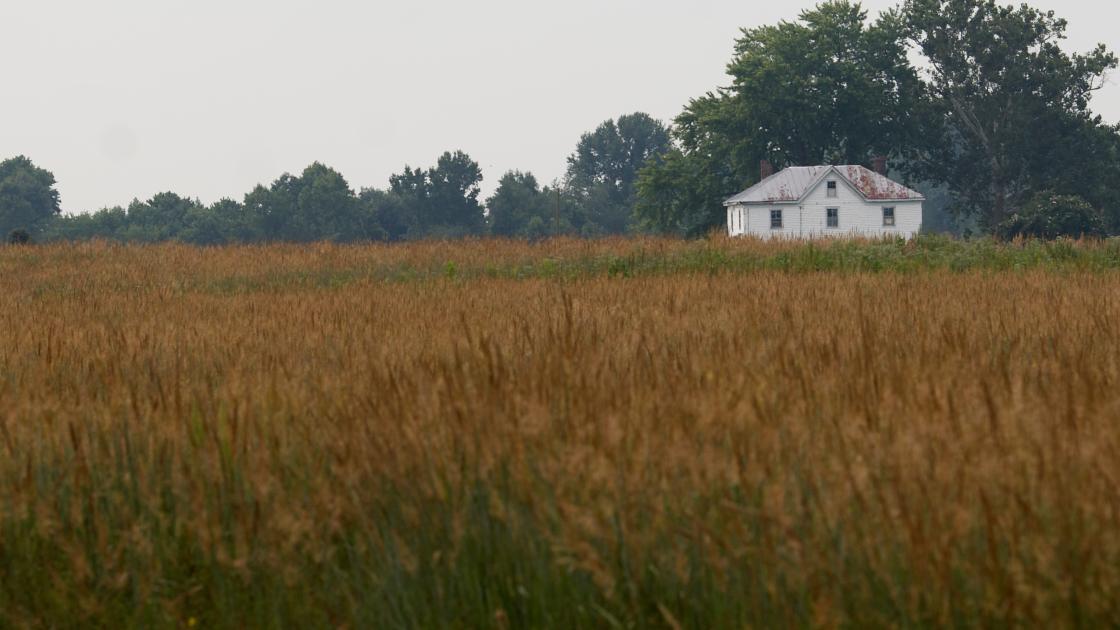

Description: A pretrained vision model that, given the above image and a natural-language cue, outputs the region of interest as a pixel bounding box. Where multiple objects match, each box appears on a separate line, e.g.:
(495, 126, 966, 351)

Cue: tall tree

(388, 151, 485, 239)
(296, 162, 366, 241)
(0, 156, 62, 238)
(245, 174, 301, 241)
(566, 113, 670, 234)
(902, 0, 1117, 227)
(243, 163, 370, 242)
(426, 151, 485, 234)
(636, 1, 927, 235)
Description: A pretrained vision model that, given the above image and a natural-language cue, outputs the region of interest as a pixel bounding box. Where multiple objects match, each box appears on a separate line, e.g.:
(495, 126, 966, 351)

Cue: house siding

(728, 175, 922, 239)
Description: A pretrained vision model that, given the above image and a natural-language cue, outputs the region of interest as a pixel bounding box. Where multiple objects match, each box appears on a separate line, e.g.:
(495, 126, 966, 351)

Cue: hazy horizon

(3, 0, 1117, 214)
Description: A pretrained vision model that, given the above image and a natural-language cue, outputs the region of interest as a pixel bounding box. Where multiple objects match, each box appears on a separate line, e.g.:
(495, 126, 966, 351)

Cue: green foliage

(42, 206, 128, 242)
(486, 171, 589, 240)
(8, 229, 31, 245)
(635, 148, 723, 237)
(357, 188, 406, 242)
(126, 192, 205, 241)
(487, 171, 550, 238)
(150, 236, 1120, 286)
(46, 163, 385, 245)
(428, 151, 486, 233)
(0, 156, 61, 238)
(901, 0, 1119, 226)
(389, 151, 486, 239)
(636, 1, 925, 235)
(245, 162, 374, 243)
(997, 192, 1107, 239)
(565, 113, 670, 234)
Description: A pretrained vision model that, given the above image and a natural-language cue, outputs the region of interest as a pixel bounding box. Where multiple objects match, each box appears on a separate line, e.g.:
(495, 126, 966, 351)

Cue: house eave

(725, 196, 926, 207)
(723, 199, 802, 207)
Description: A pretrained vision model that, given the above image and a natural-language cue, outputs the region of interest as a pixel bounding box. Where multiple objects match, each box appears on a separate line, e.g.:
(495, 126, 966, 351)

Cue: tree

(1024, 119, 1120, 232)
(0, 156, 62, 237)
(243, 163, 372, 242)
(487, 171, 550, 238)
(207, 198, 262, 243)
(296, 162, 366, 241)
(358, 188, 409, 242)
(902, 0, 1118, 228)
(388, 151, 485, 239)
(245, 175, 299, 241)
(126, 192, 203, 241)
(636, 2, 926, 235)
(178, 198, 258, 246)
(425, 151, 485, 235)
(566, 113, 670, 234)
(42, 206, 129, 241)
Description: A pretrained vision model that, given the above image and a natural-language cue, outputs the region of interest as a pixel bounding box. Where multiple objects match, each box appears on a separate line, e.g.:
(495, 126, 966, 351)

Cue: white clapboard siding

(725, 165, 923, 239)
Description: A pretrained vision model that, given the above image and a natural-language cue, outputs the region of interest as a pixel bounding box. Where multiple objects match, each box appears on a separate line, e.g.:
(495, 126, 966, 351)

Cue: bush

(998, 192, 1107, 239)
(8, 229, 30, 245)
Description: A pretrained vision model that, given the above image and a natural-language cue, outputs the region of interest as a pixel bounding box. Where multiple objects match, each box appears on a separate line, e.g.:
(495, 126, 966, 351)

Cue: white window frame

(883, 207, 896, 227)
(826, 181, 838, 198)
(826, 207, 839, 228)
(770, 209, 783, 230)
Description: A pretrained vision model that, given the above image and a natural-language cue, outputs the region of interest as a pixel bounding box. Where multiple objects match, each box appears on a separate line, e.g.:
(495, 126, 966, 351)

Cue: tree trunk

(990, 179, 1006, 228)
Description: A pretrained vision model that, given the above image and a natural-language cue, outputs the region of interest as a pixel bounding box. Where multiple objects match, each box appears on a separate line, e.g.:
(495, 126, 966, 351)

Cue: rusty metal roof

(725, 165, 924, 205)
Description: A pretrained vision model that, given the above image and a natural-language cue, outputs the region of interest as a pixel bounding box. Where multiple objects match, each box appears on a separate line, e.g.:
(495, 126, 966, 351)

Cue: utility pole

(555, 186, 561, 236)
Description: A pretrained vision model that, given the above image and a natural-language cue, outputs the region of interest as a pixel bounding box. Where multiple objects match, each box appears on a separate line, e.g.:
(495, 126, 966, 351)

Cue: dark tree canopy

(998, 192, 1107, 239)
(487, 171, 551, 238)
(566, 113, 670, 234)
(125, 192, 203, 241)
(902, 0, 1118, 227)
(0, 156, 62, 238)
(244, 163, 372, 243)
(387, 151, 485, 239)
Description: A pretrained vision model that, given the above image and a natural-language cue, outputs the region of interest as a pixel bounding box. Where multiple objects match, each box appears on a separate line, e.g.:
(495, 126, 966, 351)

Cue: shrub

(8, 229, 30, 245)
(998, 192, 1107, 239)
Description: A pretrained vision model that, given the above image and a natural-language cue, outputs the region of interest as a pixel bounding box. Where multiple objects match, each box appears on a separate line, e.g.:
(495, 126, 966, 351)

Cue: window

(827, 208, 839, 228)
(770, 209, 783, 229)
(827, 181, 838, 198)
(883, 207, 896, 227)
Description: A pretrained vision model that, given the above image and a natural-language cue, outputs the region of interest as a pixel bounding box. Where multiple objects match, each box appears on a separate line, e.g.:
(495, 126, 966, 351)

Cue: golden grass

(2, 239, 1120, 627)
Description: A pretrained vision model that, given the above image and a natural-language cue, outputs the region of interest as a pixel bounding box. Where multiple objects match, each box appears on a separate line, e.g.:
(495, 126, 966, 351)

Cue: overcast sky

(2, 0, 1117, 214)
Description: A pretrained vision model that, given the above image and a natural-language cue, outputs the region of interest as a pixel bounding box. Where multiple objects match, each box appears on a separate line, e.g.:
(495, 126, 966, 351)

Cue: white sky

(2, 0, 1117, 213)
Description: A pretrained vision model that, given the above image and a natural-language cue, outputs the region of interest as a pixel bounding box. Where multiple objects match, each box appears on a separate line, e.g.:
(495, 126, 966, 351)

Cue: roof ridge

(724, 164, 924, 205)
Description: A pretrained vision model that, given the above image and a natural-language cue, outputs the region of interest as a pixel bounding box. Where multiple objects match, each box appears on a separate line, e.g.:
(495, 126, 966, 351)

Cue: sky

(2, 0, 1118, 214)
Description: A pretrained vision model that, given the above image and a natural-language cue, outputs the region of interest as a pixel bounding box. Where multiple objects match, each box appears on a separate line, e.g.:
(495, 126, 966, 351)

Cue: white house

(725, 159, 924, 239)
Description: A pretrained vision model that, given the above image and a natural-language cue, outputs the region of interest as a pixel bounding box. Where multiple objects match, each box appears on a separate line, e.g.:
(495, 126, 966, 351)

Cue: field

(3, 235, 1120, 628)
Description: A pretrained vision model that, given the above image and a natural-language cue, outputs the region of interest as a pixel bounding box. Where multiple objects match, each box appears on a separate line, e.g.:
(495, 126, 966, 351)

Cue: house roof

(724, 165, 925, 205)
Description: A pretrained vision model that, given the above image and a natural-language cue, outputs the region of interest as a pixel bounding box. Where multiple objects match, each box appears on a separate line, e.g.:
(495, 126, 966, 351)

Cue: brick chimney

(760, 159, 774, 180)
(871, 156, 888, 176)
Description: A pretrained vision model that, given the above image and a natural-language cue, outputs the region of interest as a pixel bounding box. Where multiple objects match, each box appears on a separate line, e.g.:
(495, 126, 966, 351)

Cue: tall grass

(1, 237, 1120, 627)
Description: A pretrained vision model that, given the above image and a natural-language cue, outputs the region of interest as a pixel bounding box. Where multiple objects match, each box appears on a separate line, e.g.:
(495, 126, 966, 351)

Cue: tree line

(3, 0, 1118, 244)
(2, 112, 670, 245)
